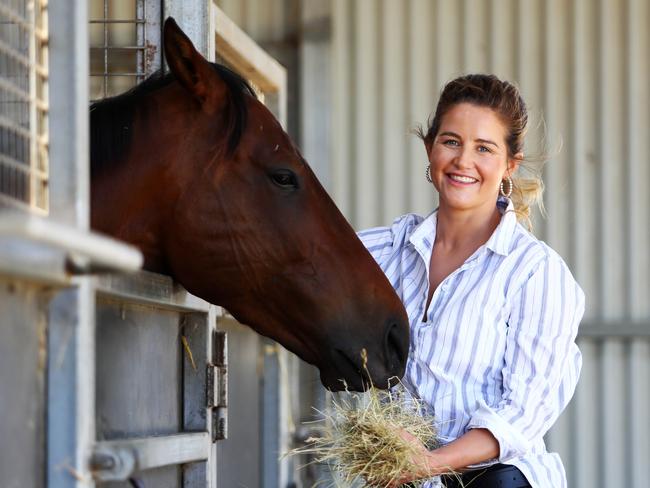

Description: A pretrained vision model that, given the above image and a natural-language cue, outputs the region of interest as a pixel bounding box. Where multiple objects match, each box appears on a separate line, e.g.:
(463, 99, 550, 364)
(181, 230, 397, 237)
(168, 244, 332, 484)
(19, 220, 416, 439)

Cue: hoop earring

(500, 176, 513, 198)
(425, 165, 433, 183)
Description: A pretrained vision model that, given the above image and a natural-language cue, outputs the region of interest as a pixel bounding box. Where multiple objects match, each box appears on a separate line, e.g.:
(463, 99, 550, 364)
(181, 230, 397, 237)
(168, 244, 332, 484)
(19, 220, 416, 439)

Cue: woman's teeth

(449, 174, 477, 183)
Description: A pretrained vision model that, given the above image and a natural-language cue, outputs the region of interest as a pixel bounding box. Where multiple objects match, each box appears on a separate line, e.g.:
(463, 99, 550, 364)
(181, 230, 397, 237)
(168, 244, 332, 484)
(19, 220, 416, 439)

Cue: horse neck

(91, 93, 186, 273)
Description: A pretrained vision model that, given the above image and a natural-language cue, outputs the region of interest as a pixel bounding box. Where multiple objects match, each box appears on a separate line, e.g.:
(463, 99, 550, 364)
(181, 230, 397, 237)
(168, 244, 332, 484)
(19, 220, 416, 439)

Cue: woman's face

(427, 102, 517, 214)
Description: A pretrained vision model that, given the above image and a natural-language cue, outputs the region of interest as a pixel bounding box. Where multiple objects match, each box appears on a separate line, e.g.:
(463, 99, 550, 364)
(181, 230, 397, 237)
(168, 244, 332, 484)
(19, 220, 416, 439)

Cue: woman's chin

(439, 192, 478, 211)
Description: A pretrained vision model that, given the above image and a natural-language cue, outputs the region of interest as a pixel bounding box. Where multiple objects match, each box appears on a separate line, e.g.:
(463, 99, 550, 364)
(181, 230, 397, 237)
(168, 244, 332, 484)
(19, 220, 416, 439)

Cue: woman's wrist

(419, 448, 457, 477)
(430, 428, 500, 472)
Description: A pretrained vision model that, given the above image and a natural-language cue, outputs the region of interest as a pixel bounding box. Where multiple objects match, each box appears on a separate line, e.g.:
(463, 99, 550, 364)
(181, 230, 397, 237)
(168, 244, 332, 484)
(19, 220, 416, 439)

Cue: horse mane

(90, 63, 256, 176)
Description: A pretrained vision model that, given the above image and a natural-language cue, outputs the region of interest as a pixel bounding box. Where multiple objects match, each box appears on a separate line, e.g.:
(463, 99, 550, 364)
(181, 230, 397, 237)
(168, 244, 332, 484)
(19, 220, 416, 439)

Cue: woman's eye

(477, 145, 491, 153)
(270, 170, 299, 189)
(443, 139, 459, 146)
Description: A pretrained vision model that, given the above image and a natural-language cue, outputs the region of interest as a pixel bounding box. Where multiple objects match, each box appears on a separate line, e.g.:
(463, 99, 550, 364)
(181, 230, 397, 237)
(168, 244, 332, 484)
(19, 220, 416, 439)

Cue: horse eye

(270, 170, 299, 190)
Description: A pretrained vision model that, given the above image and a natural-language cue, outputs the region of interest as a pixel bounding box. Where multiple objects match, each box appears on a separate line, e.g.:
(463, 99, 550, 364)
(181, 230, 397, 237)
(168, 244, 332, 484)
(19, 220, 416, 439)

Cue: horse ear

(163, 17, 225, 112)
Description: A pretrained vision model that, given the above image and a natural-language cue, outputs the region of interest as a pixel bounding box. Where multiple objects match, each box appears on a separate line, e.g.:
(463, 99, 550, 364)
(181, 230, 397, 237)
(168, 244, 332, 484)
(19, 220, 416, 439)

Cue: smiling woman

(358, 74, 584, 488)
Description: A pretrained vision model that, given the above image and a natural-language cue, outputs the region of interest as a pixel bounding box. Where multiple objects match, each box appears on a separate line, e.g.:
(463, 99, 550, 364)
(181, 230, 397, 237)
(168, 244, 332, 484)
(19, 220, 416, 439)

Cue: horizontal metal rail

(89, 46, 146, 51)
(0, 212, 143, 274)
(90, 72, 145, 77)
(0, 192, 33, 212)
(0, 37, 48, 78)
(0, 3, 48, 41)
(0, 114, 32, 139)
(578, 321, 650, 338)
(0, 76, 50, 112)
(0, 153, 47, 178)
(91, 433, 210, 482)
(89, 18, 146, 24)
(95, 270, 213, 313)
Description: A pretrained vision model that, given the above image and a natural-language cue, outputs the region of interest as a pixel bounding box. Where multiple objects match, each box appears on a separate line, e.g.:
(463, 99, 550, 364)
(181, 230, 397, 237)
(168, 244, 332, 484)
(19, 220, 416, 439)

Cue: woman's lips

(447, 173, 478, 186)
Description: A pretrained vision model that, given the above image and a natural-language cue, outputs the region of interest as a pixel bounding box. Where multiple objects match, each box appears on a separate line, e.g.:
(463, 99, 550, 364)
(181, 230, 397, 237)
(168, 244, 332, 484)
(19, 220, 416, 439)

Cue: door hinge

(207, 330, 228, 442)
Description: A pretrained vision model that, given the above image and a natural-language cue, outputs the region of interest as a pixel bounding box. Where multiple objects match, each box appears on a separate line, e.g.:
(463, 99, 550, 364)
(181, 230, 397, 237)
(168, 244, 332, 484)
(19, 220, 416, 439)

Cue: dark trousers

(439, 463, 531, 488)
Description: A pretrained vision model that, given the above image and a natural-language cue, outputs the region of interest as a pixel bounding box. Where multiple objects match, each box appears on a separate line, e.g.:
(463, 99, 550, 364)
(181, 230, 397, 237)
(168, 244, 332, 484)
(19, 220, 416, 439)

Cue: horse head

(90, 18, 409, 392)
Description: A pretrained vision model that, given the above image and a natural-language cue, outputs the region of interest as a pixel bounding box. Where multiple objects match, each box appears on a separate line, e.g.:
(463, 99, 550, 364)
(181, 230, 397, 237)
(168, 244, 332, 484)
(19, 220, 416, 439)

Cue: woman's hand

(383, 428, 445, 487)
(379, 428, 499, 487)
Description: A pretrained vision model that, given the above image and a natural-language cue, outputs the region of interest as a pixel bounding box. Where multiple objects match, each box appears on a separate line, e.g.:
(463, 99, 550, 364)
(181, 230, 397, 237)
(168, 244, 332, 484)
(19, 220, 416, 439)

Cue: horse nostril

(384, 321, 407, 372)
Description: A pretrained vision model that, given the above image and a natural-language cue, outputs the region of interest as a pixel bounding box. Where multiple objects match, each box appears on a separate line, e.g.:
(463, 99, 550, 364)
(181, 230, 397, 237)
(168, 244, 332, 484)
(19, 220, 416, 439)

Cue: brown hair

(417, 74, 544, 226)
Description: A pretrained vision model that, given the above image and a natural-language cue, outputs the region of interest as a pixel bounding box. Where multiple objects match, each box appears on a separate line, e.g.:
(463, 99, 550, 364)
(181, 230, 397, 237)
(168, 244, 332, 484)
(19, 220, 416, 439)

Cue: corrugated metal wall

(218, 1, 650, 487)
(331, 2, 650, 488)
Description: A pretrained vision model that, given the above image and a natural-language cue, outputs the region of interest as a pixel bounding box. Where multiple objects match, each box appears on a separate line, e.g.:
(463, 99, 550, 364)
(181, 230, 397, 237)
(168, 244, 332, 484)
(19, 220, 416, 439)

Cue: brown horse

(90, 18, 408, 392)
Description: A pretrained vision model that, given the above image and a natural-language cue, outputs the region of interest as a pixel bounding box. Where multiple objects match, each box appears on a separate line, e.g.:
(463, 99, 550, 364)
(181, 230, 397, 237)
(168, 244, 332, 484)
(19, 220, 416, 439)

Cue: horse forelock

(90, 63, 257, 177)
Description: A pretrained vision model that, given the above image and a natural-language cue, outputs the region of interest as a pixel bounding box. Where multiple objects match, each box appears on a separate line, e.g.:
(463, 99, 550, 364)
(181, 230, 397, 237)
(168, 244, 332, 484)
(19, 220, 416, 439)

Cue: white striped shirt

(358, 198, 584, 488)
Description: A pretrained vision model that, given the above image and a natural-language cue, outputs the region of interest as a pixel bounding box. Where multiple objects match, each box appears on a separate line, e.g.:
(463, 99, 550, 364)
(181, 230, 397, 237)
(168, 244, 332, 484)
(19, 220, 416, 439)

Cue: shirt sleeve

(466, 254, 585, 462)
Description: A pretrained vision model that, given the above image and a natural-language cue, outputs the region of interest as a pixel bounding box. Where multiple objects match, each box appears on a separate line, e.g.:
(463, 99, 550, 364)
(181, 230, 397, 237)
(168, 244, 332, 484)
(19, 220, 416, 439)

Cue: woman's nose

(453, 147, 473, 168)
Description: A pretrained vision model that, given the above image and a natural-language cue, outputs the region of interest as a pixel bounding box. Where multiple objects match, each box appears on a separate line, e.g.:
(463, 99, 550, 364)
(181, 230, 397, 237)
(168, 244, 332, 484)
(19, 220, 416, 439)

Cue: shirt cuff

(466, 403, 531, 462)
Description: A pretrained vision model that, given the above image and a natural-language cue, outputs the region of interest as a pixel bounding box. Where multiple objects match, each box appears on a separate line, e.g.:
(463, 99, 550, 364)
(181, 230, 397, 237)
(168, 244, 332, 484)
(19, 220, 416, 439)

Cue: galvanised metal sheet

(327, 2, 650, 488)
(0, 279, 47, 488)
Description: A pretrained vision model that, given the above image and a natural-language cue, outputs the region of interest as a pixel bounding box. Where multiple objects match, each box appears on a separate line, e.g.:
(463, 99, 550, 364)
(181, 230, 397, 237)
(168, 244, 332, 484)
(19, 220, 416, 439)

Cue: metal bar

(0, 212, 143, 273)
(136, 0, 144, 82)
(210, 3, 286, 94)
(103, 0, 108, 98)
(0, 2, 29, 24)
(0, 192, 34, 212)
(29, 0, 38, 208)
(262, 341, 280, 488)
(89, 72, 145, 77)
(0, 3, 48, 41)
(0, 59, 49, 111)
(143, 0, 162, 75)
(91, 433, 211, 482)
(0, 114, 31, 138)
(89, 19, 146, 24)
(89, 46, 146, 50)
(0, 38, 48, 77)
(0, 121, 49, 153)
(48, 0, 88, 227)
(94, 270, 212, 313)
(48, 282, 97, 488)
(207, 305, 218, 488)
(578, 324, 650, 338)
(0, 152, 47, 178)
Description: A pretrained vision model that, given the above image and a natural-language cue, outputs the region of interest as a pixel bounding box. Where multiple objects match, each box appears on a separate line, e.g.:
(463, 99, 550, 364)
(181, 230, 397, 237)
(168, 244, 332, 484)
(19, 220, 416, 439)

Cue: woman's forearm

(425, 428, 500, 474)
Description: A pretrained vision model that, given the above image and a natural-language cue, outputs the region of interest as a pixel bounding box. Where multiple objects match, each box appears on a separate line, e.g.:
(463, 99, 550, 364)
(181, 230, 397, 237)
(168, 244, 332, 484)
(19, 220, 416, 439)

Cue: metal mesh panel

(0, 0, 49, 213)
(89, 0, 149, 100)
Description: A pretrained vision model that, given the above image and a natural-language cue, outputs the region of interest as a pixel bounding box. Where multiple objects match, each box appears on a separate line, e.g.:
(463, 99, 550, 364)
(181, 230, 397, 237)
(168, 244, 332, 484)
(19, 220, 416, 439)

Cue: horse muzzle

(319, 317, 409, 392)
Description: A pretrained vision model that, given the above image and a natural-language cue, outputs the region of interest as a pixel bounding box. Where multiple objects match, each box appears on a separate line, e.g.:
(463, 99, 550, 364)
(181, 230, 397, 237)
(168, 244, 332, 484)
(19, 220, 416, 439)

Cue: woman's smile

(447, 173, 479, 185)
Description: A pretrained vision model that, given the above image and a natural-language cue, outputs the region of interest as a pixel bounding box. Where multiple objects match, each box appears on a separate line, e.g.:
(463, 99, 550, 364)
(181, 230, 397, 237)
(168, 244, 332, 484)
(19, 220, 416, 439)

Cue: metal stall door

(85, 2, 291, 488)
(89, 273, 223, 488)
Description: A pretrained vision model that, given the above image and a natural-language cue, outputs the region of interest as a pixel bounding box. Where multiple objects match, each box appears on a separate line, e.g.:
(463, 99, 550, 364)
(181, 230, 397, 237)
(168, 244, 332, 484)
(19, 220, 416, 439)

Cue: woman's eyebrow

(476, 138, 499, 148)
(439, 132, 499, 149)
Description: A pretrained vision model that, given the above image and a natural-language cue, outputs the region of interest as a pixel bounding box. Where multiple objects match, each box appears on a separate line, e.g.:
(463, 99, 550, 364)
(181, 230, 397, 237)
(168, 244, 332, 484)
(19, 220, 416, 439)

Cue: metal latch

(207, 330, 228, 441)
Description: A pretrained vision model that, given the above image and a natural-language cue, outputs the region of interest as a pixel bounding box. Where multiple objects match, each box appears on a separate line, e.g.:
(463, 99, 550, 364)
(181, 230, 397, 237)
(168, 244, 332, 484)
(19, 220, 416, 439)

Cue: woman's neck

(435, 201, 502, 253)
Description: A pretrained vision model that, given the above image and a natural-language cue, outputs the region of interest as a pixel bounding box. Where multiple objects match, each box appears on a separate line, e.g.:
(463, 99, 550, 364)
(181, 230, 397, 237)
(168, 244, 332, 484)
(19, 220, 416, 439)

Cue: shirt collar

(485, 196, 517, 256)
(409, 196, 517, 259)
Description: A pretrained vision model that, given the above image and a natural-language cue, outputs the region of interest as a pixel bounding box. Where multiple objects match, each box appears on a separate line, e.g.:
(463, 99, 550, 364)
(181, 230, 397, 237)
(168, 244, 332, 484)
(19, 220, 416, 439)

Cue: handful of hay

(289, 383, 444, 488)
